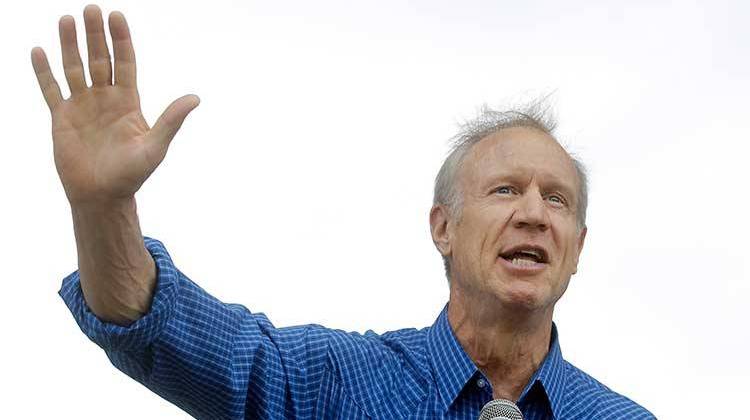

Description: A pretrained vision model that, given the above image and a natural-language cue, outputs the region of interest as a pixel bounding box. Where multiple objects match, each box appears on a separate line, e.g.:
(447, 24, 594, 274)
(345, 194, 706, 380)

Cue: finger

(31, 47, 64, 111)
(59, 15, 87, 94)
(108, 11, 137, 88)
(83, 4, 112, 86)
(149, 95, 201, 151)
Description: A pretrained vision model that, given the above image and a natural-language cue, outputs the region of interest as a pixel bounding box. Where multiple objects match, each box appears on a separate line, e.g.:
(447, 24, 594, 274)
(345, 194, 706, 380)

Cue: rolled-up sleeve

(59, 236, 179, 351)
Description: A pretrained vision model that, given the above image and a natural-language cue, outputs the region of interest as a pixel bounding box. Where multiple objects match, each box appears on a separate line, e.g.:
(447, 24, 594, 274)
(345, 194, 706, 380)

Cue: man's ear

(572, 226, 587, 274)
(429, 204, 452, 257)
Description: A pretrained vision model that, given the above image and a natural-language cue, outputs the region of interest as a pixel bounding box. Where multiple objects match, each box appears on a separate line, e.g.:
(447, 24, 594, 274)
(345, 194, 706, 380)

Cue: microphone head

(478, 398, 524, 420)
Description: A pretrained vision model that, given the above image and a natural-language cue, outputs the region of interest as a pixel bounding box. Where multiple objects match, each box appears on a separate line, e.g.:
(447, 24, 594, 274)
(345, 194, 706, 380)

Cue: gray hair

(433, 100, 588, 281)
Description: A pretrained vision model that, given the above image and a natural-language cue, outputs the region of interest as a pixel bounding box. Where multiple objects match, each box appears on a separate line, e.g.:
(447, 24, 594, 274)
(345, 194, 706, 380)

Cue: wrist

(70, 195, 138, 217)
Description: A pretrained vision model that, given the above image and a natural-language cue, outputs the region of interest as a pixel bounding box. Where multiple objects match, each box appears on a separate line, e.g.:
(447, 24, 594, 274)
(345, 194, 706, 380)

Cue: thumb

(149, 94, 200, 151)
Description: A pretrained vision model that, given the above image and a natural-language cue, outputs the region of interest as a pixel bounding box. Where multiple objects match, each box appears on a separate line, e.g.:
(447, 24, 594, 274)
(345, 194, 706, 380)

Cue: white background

(2, 0, 748, 418)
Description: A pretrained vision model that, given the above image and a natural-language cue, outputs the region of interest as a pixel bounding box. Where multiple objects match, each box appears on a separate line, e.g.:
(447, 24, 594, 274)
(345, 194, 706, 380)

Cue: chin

(493, 280, 550, 311)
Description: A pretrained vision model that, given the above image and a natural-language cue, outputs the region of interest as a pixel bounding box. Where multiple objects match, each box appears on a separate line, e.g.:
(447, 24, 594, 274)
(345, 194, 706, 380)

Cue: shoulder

(562, 361, 656, 419)
(325, 325, 431, 417)
(248, 315, 429, 373)
(318, 324, 429, 367)
(326, 325, 430, 384)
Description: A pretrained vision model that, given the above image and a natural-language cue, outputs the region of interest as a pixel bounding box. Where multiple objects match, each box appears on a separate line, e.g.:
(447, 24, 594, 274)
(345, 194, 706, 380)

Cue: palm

(32, 5, 198, 207)
(52, 87, 153, 203)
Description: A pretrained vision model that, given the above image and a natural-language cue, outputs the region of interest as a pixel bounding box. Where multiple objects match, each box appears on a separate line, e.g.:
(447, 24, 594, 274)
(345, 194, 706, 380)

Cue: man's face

(445, 127, 586, 311)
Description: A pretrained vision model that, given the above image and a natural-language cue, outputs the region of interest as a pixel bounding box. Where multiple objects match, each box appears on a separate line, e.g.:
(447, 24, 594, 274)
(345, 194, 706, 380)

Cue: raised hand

(31, 4, 199, 207)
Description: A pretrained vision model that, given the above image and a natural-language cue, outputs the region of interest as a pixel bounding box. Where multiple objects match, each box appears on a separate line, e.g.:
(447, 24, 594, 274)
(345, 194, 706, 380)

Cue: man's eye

(495, 186, 513, 194)
(547, 194, 565, 205)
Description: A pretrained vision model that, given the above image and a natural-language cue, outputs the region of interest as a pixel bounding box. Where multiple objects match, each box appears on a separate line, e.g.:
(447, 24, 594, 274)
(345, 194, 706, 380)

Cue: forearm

(71, 197, 156, 326)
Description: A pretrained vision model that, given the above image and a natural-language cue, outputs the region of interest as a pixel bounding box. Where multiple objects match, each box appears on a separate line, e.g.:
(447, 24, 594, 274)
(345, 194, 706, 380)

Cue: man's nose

(512, 192, 549, 231)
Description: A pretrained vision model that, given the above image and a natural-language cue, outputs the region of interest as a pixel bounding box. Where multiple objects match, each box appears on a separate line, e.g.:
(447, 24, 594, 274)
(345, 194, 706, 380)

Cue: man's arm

(58, 236, 370, 419)
(34, 6, 374, 419)
(31, 4, 197, 325)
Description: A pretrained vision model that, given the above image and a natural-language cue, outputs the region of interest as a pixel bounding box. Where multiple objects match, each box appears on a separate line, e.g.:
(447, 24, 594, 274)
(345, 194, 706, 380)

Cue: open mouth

(498, 246, 549, 268)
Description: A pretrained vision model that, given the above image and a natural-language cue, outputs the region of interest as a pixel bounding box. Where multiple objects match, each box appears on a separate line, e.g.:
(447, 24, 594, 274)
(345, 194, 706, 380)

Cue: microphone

(478, 399, 524, 420)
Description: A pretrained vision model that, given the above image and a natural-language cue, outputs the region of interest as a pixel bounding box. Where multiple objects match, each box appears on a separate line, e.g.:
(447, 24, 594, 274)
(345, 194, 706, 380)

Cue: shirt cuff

(58, 236, 179, 352)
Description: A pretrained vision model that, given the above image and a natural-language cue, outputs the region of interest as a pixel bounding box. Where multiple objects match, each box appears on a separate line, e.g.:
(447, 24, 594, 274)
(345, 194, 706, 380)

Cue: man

(33, 5, 655, 419)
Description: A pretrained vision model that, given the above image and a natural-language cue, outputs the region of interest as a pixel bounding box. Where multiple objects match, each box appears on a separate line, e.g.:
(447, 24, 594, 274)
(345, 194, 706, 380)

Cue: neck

(447, 288, 553, 401)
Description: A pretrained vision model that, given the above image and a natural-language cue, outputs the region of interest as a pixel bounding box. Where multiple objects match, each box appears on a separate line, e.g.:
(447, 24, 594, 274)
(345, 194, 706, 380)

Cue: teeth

(520, 250, 541, 259)
(511, 257, 537, 266)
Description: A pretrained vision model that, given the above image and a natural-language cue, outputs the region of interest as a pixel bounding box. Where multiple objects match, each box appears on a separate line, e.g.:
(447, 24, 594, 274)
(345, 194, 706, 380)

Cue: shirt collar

(427, 303, 567, 418)
(518, 321, 566, 420)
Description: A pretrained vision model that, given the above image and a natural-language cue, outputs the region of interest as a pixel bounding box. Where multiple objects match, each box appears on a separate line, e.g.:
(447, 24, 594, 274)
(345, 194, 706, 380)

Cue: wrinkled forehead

(459, 127, 580, 194)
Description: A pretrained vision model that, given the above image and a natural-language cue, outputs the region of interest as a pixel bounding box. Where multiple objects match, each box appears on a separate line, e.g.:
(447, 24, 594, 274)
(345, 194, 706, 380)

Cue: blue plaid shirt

(59, 237, 655, 419)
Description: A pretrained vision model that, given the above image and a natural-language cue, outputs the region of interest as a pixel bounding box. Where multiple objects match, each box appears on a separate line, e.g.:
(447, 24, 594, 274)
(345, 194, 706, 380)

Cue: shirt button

(477, 378, 487, 388)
